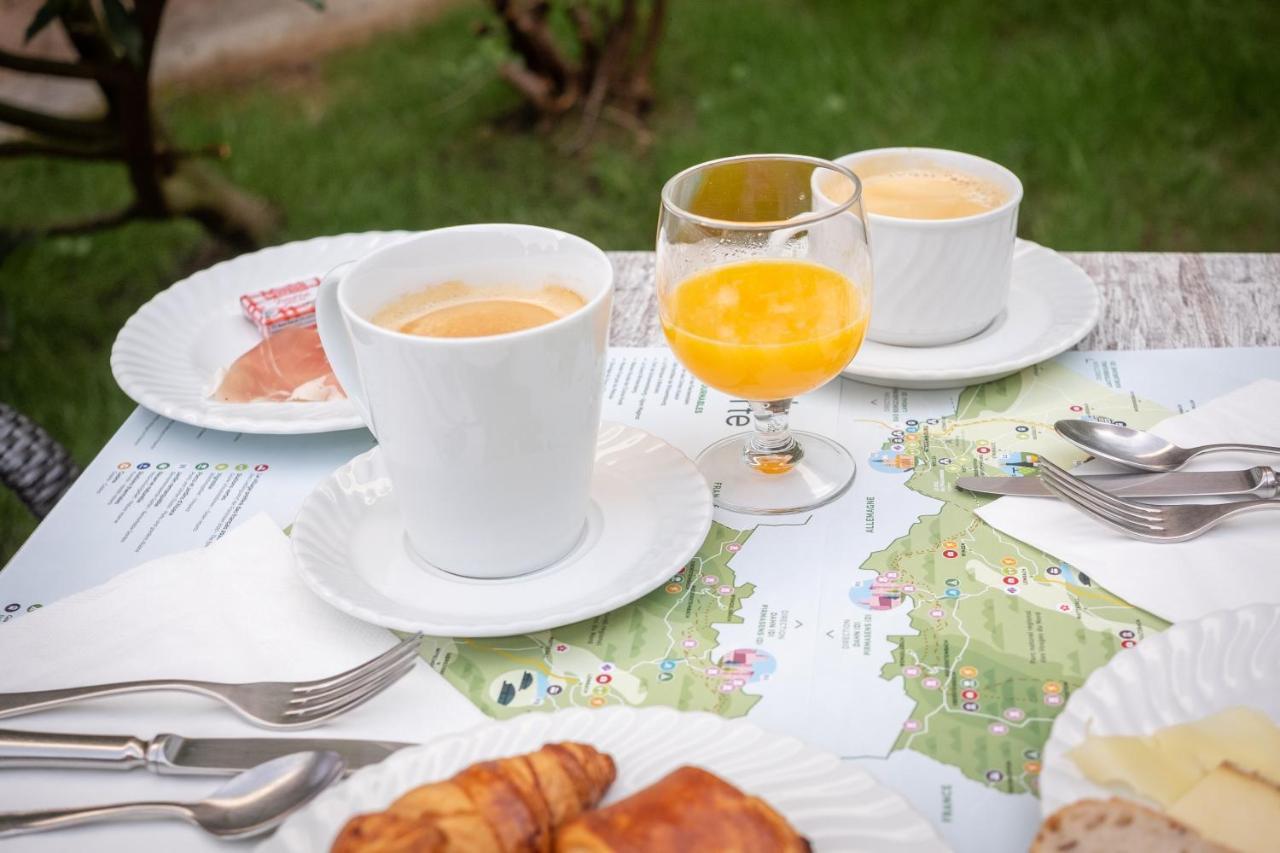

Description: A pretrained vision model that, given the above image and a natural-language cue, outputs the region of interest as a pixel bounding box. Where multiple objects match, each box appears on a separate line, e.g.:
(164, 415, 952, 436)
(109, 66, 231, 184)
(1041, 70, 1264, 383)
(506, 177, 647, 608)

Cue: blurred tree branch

(0, 138, 122, 160)
(0, 0, 323, 250)
(0, 46, 115, 79)
(485, 0, 668, 149)
(0, 99, 112, 139)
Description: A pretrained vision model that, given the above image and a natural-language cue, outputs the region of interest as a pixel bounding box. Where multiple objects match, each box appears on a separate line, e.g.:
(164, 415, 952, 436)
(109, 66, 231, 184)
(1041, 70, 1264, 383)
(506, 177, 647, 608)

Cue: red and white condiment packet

(239, 276, 321, 336)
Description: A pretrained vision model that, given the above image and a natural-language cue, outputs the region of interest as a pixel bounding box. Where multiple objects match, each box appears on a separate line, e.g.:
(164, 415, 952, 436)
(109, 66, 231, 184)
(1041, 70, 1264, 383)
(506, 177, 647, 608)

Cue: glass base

(696, 430, 855, 515)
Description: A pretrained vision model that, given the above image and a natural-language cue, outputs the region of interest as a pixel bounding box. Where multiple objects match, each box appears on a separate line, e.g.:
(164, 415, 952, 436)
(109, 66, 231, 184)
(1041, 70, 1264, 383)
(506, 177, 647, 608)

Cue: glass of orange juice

(658, 154, 872, 514)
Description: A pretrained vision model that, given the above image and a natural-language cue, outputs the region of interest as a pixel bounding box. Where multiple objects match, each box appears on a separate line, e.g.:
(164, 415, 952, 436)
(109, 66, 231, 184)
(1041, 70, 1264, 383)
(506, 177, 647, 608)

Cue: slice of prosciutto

(213, 324, 345, 403)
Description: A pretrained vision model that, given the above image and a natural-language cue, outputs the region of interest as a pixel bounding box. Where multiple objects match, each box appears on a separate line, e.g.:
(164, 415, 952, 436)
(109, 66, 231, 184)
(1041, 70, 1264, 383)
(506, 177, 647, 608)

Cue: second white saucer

(291, 423, 713, 637)
(841, 239, 1101, 390)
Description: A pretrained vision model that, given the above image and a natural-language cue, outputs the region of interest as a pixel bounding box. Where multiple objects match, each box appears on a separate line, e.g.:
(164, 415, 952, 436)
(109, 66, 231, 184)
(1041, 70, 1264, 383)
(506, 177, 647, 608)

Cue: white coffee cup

(317, 224, 613, 579)
(816, 147, 1023, 347)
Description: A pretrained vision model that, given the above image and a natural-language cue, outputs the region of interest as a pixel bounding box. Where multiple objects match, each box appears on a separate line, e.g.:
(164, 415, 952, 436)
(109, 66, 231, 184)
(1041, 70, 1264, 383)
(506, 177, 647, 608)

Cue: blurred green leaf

(24, 0, 70, 43)
(296, 0, 326, 10)
(102, 0, 143, 66)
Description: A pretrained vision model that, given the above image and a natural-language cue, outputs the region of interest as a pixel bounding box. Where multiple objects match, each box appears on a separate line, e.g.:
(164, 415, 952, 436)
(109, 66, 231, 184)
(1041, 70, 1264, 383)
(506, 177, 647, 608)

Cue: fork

(0, 633, 423, 730)
(1037, 459, 1280, 543)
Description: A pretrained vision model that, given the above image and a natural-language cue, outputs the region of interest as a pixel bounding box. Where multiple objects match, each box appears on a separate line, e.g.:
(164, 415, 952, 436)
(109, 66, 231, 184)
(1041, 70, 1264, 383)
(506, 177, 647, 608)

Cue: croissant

(554, 765, 810, 852)
(332, 742, 617, 853)
(328, 811, 446, 852)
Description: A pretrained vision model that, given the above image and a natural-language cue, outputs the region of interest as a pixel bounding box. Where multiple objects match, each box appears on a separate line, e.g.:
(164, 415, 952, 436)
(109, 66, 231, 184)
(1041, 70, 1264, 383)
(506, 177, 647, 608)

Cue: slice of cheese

(1069, 706, 1280, 807)
(1163, 706, 1280, 781)
(1070, 734, 1201, 807)
(1168, 763, 1280, 853)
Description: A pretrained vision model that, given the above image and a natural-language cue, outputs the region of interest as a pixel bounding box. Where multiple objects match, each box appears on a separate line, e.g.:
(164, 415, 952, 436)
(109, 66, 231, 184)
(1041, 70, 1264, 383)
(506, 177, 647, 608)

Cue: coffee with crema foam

(823, 166, 1007, 220)
(373, 282, 586, 338)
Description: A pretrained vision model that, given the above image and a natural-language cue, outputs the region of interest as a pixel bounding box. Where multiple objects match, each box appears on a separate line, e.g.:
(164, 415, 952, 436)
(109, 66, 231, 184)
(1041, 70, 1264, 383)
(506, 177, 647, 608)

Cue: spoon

(0, 750, 344, 839)
(1054, 419, 1280, 472)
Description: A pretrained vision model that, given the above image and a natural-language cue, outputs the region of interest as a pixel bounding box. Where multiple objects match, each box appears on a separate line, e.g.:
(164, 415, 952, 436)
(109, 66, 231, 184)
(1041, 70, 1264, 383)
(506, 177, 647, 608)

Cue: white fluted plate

(1040, 604, 1280, 815)
(111, 231, 415, 433)
(291, 423, 713, 636)
(259, 706, 948, 853)
(842, 240, 1100, 390)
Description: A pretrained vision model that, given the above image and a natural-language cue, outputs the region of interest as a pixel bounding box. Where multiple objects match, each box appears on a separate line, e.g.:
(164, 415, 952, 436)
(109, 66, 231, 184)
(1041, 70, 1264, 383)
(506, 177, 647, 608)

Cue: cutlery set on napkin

(0, 516, 485, 847)
(968, 378, 1280, 622)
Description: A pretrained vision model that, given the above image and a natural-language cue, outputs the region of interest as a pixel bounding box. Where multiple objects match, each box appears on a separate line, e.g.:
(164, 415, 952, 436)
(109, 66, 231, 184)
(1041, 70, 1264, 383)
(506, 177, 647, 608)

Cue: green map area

(865, 361, 1173, 795)
(418, 521, 763, 718)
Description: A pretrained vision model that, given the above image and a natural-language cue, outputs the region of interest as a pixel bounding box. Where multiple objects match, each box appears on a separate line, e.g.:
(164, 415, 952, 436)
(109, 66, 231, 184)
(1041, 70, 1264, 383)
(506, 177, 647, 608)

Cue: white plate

(259, 706, 949, 853)
(1040, 604, 1280, 815)
(291, 423, 713, 636)
(842, 240, 1100, 390)
(111, 231, 414, 434)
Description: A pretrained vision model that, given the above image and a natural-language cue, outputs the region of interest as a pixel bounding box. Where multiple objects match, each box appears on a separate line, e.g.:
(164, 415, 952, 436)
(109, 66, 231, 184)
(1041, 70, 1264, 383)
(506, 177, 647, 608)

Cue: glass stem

(744, 400, 803, 474)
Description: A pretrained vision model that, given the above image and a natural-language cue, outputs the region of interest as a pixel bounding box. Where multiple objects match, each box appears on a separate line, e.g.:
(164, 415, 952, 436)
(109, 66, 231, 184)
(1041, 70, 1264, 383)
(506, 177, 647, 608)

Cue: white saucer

(111, 231, 415, 434)
(842, 239, 1100, 390)
(291, 423, 714, 636)
(1040, 604, 1280, 815)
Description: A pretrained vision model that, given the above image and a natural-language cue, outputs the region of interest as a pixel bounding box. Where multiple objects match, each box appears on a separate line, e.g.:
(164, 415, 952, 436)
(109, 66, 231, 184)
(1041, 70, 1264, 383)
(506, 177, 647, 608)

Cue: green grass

(2, 0, 1278, 563)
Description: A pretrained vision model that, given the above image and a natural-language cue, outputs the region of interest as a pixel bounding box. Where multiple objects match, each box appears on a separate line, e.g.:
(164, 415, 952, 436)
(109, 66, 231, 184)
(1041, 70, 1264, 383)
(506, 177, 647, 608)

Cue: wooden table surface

(605, 251, 1280, 350)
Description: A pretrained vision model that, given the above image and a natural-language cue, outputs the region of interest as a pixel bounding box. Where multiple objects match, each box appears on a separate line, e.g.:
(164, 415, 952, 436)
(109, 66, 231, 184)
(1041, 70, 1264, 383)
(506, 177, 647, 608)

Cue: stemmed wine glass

(657, 153, 873, 514)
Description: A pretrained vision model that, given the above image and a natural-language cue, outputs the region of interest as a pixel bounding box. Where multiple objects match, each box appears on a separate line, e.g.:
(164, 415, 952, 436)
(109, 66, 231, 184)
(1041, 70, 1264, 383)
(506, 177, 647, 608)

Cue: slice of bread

(1032, 798, 1230, 853)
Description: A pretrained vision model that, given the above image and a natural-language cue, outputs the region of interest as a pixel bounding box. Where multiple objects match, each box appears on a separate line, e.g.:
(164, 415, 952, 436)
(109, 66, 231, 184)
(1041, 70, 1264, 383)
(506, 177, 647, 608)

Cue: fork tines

(1036, 458, 1167, 538)
(284, 632, 423, 723)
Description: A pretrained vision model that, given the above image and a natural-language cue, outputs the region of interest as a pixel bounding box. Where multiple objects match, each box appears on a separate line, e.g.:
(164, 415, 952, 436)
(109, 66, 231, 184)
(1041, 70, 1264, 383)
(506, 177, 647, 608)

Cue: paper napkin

(978, 379, 1280, 624)
(0, 514, 484, 853)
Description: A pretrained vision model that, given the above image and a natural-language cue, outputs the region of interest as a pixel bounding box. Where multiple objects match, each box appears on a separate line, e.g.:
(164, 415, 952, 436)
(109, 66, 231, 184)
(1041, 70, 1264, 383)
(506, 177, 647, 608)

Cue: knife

(957, 466, 1279, 498)
(0, 728, 412, 776)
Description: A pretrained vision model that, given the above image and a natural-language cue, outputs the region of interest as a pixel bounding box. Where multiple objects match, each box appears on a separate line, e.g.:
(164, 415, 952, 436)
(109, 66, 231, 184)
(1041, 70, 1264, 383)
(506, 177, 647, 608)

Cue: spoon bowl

(1055, 420, 1192, 471)
(191, 750, 347, 838)
(1054, 419, 1280, 472)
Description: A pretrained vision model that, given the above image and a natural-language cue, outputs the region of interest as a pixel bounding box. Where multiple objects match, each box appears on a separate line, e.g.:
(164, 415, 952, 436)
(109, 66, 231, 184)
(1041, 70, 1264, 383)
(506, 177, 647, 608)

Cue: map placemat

(4, 346, 1279, 851)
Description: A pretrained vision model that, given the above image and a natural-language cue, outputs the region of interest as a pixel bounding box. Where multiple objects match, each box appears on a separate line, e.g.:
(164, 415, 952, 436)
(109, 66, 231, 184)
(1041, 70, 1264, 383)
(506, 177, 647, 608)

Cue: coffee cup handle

(317, 261, 377, 439)
(764, 218, 813, 254)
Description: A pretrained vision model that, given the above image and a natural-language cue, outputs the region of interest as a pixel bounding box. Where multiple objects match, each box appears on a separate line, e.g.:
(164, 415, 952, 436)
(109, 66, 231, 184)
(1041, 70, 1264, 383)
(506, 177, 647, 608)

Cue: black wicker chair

(0, 403, 79, 519)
